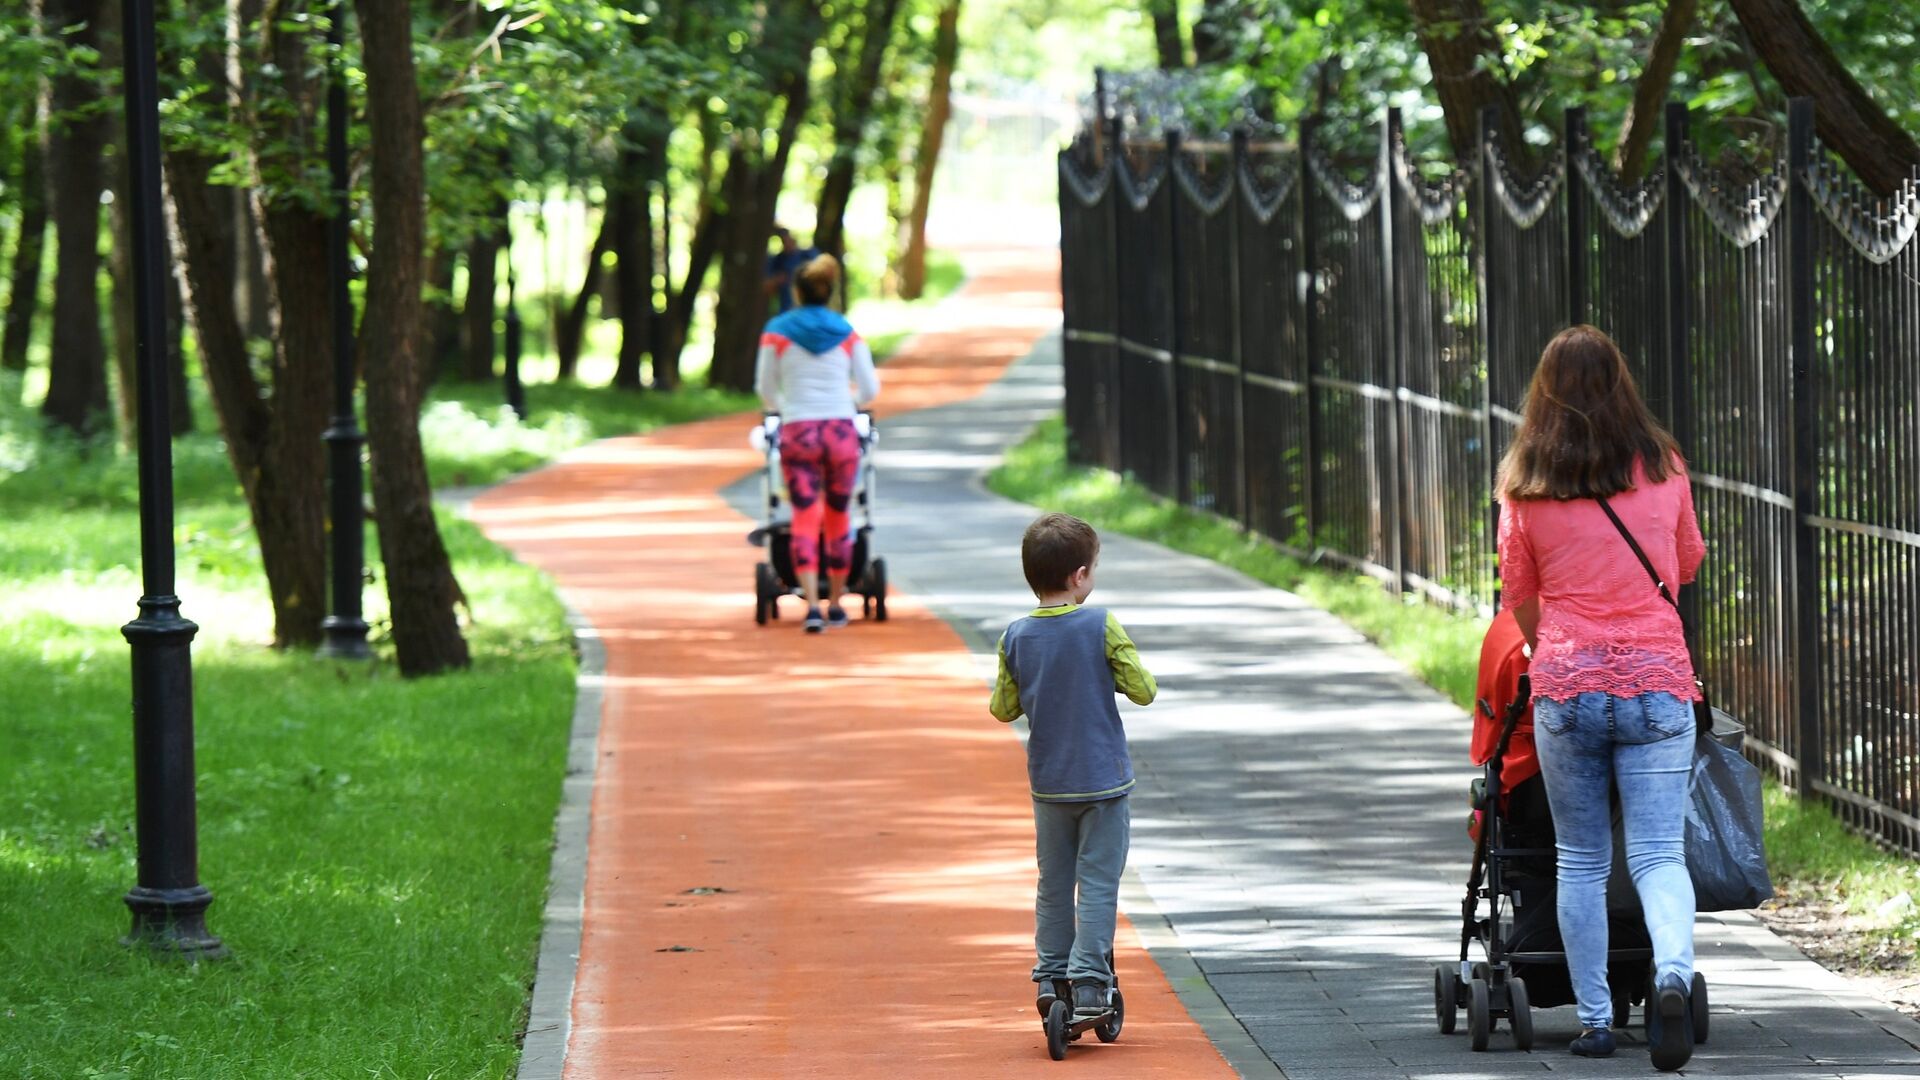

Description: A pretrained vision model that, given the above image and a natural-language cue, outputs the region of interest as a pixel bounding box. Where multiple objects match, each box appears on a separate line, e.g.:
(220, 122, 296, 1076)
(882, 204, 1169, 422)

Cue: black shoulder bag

(1594, 495, 1714, 735)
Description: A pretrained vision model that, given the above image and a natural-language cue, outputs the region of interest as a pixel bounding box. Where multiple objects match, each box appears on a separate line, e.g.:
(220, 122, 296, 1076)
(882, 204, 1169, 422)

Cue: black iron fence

(1059, 93, 1920, 855)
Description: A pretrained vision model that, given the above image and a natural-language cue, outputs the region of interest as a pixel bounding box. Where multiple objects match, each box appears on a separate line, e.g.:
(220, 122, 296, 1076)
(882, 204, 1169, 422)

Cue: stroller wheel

(1433, 966, 1458, 1034)
(1691, 972, 1709, 1044)
(1612, 982, 1634, 1030)
(1467, 977, 1491, 1051)
(869, 558, 889, 621)
(754, 562, 775, 626)
(1507, 975, 1533, 1051)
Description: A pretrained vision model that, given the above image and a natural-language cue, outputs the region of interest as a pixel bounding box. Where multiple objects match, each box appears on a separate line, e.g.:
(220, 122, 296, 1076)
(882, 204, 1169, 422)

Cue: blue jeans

(1534, 691, 1696, 1030)
(1032, 795, 1129, 986)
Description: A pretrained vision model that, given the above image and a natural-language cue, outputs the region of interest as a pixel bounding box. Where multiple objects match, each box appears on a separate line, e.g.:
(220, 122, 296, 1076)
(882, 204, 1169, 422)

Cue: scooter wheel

(1096, 988, 1125, 1043)
(1044, 1000, 1069, 1060)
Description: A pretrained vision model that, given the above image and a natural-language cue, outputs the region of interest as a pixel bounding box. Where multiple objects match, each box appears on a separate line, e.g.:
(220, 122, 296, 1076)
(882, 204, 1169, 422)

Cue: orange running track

(471, 250, 1236, 1078)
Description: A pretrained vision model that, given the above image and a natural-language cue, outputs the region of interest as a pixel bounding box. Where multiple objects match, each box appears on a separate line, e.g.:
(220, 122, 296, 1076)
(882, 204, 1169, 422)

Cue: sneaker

(1569, 1027, 1616, 1057)
(1072, 981, 1107, 1018)
(803, 606, 825, 634)
(1035, 978, 1068, 1018)
(826, 604, 849, 629)
(1648, 983, 1694, 1071)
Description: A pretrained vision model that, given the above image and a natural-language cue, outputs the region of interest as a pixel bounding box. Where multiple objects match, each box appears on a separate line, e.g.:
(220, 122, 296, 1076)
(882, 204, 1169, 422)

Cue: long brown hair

(1498, 325, 1683, 501)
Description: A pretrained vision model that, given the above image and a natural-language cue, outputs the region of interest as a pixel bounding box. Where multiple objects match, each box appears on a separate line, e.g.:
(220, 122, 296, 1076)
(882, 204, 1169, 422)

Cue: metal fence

(1059, 95, 1920, 854)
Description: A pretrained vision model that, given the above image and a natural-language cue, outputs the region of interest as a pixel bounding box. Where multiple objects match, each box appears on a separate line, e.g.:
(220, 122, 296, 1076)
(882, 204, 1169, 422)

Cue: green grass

(1762, 782, 1920, 945)
(424, 375, 757, 489)
(0, 357, 748, 1076)
(987, 415, 1485, 710)
(990, 413, 1920, 955)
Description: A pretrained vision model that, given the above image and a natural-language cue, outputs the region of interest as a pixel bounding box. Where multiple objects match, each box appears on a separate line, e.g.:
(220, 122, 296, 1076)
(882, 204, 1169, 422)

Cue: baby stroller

(747, 411, 889, 625)
(1434, 611, 1715, 1051)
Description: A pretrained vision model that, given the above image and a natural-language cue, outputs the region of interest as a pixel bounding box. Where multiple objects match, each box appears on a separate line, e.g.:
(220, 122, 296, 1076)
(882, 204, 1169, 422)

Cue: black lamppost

(119, 0, 224, 959)
(503, 209, 526, 421)
(318, 0, 371, 661)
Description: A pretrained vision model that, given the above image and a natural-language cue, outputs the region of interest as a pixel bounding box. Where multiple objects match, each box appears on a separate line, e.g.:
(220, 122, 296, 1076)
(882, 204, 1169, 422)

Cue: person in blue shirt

(991, 513, 1157, 1022)
(763, 225, 820, 314)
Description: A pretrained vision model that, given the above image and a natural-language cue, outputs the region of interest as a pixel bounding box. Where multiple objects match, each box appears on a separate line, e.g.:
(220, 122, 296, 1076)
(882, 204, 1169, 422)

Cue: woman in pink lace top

(1497, 326, 1705, 1070)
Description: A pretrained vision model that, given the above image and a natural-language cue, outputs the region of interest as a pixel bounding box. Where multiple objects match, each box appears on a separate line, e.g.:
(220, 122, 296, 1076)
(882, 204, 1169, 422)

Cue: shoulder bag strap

(1597, 495, 1713, 723)
(1595, 496, 1677, 611)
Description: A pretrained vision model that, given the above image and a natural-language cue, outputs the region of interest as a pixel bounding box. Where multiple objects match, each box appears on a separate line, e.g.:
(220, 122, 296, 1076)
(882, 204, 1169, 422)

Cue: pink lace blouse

(1498, 462, 1706, 702)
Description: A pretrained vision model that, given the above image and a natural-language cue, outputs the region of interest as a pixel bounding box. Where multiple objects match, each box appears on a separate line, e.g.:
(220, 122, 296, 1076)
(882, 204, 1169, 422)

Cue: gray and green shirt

(991, 603, 1157, 802)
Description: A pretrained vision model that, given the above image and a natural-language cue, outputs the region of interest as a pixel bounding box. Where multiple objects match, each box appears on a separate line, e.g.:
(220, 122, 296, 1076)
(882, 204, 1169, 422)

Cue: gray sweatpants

(1031, 795, 1130, 986)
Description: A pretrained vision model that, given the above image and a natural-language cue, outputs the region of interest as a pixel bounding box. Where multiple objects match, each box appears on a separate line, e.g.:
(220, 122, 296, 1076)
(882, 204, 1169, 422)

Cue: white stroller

(747, 412, 888, 625)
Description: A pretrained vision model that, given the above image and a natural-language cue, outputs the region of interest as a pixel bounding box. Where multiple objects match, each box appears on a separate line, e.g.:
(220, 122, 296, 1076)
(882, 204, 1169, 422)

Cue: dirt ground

(1756, 880, 1920, 1020)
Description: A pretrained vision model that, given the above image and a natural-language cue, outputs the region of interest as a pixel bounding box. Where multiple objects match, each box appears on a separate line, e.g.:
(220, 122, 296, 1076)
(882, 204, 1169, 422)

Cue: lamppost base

(318, 616, 373, 661)
(123, 884, 227, 961)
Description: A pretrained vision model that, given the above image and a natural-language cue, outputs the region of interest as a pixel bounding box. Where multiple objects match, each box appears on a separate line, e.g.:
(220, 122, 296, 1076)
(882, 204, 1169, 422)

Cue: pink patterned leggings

(781, 418, 860, 575)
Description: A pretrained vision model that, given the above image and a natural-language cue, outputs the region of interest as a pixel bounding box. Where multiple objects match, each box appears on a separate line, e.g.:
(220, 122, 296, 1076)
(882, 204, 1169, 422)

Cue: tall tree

(461, 225, 501, 381)
(610, 130, 660, 391)
(554, 210, 611, 380)
(1615, 0, 1698, 181)
(1726, 0, 1920, 195)
(161, 0, 330, 647)
(356, 0, 470, 675)
(813, 0, 905, 262)
(897, 0, 959, 301)
(2, 46, 48, 376)
(1146, 0, 1184, 69)
(41, 0, 111, 436)
(706, 0, 825, 393)
(1407, 0, 1528, 166)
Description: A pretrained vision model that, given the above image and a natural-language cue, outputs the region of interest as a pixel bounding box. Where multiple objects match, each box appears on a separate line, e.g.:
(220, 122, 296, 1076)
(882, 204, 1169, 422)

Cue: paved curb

(514, 605, 604, 1080)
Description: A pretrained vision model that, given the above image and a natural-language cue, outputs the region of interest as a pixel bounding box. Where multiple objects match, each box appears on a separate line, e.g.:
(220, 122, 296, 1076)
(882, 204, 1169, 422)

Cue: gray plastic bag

(1687, 723, 1775, 911)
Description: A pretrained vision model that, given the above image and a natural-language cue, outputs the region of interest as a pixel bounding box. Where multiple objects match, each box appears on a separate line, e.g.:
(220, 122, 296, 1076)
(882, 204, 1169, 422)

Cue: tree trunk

(425, 245, 459, 382)
(460, 227, 500, 381)
(898, 0, 959, 300)
(611, 140, 653, 391)
(102, 0, 137, 445)
(648, 162, 678, 390)
(253, 192, 335, 647)
(1615, 0, 1697, 181)
(710, 43, 817, 394)
(555, 210, 612, 380)
(165, 264, 191, 435)
(813, 0, 904, 261)
(1191, 0, 1241, 66)
(356, 0, 470, 676)
(1408, 0, 1530, 168)
(1727, 0, 1920, 195)
(161, 6, 330, 647)
(41, 0, 111, 437)
(1148, 0, 1184, 69)
(3, 73, 49, 376)
(660, 200, 722, 378)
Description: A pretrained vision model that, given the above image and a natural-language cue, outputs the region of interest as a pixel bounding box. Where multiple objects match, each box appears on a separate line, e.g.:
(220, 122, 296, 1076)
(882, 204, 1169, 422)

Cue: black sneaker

(1569, 1027, 1616, 1057)
(1648, 983, 1694, 1071)
(1035, 978, 1069, 1018)
(803, 606, 824, 633)
(1072, 981, 1107, 1018)
(826, 604, 849, 629)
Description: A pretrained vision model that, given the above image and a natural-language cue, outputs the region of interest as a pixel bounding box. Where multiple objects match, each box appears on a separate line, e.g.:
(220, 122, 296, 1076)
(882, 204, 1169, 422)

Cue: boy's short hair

(1022, 513, 1099, 595)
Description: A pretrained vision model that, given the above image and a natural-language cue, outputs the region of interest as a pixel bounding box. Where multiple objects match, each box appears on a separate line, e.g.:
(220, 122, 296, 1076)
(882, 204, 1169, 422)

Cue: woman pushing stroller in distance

(754, 254, 880, 633)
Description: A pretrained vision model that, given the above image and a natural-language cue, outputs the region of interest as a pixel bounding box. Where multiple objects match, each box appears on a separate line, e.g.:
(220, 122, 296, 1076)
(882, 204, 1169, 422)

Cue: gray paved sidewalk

(726, 333, 1920, 1078)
